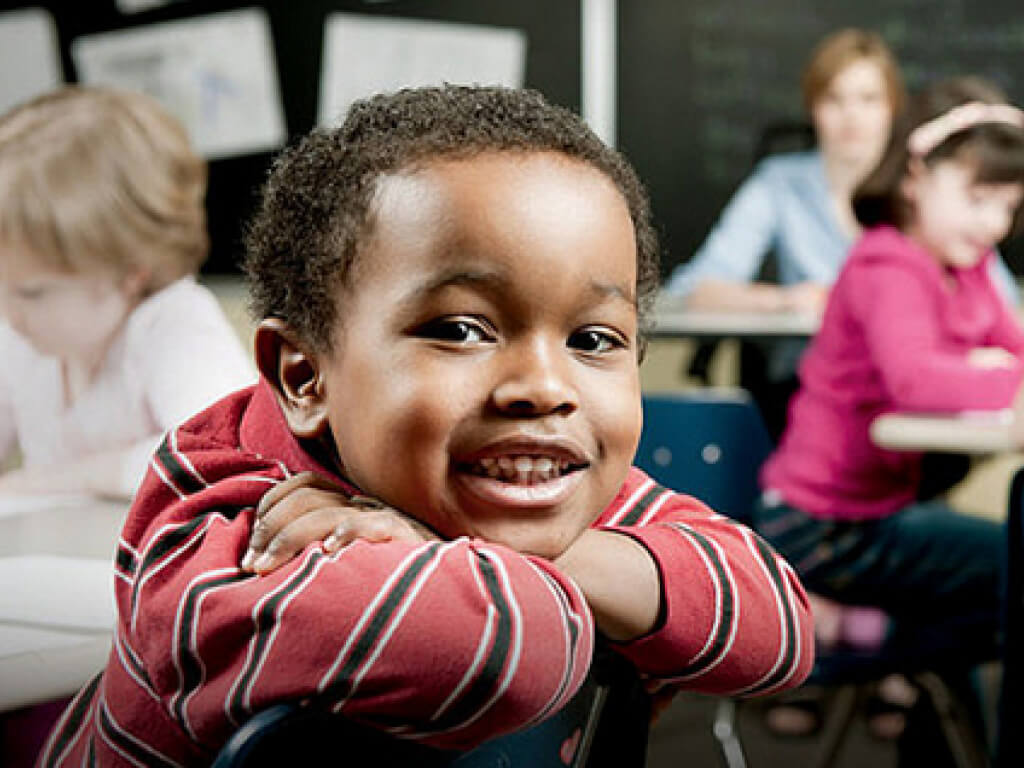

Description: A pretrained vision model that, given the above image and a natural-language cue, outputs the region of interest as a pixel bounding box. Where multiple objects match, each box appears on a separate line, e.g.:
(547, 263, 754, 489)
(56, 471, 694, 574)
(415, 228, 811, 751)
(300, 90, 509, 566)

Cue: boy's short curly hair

(244, 85, 660, 353)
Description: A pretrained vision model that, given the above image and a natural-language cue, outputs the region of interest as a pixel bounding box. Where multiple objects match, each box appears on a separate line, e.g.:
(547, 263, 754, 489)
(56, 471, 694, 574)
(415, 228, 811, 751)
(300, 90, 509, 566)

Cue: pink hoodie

(761, 225, 1024, 520)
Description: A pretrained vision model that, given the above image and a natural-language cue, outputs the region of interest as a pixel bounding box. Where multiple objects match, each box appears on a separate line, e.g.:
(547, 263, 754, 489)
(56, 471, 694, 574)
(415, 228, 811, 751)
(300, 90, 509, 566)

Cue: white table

(0, 495, 126, 711)
(650, 294, 820, 341)
(869, 411, 1018, 455)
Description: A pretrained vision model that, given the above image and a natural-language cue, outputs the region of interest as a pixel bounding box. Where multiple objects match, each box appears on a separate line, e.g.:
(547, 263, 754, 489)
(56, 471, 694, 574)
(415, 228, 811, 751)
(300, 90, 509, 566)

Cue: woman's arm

(664, 162, 783, 307)
(685, 278, 829, 313)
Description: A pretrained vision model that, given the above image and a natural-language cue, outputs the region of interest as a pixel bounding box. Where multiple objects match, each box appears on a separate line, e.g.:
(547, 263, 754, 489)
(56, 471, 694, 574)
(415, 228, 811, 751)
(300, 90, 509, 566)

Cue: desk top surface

(0, 495, 126, 710)
(869, 411, 1019, 454)
(0, 494, 126, 559)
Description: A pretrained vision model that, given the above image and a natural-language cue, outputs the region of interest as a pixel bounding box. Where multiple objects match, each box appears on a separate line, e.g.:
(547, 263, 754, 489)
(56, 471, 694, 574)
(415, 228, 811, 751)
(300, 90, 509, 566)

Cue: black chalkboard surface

(619, 0, 1024, 277)
(0, 0, 580, 274)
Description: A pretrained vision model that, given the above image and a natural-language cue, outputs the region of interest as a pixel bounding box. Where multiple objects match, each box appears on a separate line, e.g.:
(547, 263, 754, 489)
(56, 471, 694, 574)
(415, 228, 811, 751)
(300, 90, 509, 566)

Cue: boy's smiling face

(314, 151, 642, 558)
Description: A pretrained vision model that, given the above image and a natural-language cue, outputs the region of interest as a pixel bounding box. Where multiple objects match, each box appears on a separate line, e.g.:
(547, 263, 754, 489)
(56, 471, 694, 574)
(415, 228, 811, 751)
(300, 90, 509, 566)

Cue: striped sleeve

(131, 527, 593, 752)
(599, 470, 814, 697)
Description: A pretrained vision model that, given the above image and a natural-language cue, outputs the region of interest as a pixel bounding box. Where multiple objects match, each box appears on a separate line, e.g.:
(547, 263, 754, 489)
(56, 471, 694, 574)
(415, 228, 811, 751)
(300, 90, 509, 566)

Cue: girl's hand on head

(967, 346, 1018, 370)
(241, 471, 438, 575)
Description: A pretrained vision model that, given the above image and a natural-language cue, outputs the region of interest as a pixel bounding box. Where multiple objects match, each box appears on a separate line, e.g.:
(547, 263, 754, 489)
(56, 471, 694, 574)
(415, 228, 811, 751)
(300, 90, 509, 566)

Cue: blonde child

(39, 85, 815, 765)
(0, 86, 255, 499)
(755, 76, 1024, 761)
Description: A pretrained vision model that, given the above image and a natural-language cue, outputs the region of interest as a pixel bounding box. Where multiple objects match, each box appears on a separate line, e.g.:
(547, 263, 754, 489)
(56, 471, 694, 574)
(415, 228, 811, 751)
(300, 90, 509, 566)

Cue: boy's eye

(417, 317, 493, 344)
(568, 327, 626, 354)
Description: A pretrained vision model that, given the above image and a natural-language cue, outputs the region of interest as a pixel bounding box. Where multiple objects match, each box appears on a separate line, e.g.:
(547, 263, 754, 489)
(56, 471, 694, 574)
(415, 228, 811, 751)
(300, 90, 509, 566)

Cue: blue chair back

(634, 390, 774, 523)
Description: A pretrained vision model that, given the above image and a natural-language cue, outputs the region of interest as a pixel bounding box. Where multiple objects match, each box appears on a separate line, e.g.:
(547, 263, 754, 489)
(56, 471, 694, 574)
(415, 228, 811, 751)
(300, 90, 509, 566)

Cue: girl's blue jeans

(751, 495, 1006, 666)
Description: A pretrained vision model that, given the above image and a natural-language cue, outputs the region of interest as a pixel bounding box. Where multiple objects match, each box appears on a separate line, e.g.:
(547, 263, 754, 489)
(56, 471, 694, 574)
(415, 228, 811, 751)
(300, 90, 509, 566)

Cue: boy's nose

(491, 338, 578, 416)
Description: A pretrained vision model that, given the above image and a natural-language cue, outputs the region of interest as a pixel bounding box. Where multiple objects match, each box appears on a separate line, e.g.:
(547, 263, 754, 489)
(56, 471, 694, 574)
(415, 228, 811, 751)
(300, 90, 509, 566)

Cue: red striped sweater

(38, 382, 813, 767)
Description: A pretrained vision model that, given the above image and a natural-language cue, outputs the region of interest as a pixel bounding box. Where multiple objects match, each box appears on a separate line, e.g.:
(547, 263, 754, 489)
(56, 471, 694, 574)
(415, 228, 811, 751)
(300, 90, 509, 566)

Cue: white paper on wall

(71, 8, 286, 160)
(0, 8, 63, 115)
(318, 12, 526, 126)
(115, 0, 181, 14)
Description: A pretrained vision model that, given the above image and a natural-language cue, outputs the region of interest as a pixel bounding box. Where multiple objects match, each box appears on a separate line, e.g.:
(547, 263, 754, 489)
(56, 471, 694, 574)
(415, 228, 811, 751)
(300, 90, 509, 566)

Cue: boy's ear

(254, 318, 330, 439)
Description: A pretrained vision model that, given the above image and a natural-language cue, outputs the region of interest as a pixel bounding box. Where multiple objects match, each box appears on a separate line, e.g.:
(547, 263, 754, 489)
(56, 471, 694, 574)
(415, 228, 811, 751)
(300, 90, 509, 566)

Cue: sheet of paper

(116, 0, 181, 13)
(71, 8, 286, 160)
(0, 556, 115, 632)
(0, 8, 63, 114)
(319, 12, 526, 126)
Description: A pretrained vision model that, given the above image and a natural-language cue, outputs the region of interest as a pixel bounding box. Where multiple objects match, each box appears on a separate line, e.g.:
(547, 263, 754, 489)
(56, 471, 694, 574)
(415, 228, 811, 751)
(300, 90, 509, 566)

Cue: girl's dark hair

(244, 85, 660, 353)
(854, 76, 1024, 231)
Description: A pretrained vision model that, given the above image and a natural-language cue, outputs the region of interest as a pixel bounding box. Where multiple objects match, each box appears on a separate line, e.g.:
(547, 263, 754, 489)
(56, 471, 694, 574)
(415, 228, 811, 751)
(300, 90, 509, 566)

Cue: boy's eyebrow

(405, 268, 636, 305)
(408, 267, 504, 299)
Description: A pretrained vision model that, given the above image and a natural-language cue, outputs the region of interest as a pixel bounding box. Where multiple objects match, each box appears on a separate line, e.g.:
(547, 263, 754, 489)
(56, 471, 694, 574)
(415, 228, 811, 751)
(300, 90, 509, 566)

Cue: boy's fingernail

(253, 553, 273, 572)
(241, 549, 256, 570)
(324, 534, 339, 552)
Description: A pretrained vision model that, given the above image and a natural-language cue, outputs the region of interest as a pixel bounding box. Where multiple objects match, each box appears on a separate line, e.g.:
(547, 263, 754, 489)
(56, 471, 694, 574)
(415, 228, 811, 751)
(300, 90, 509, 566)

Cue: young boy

(39, 85, 813, 766)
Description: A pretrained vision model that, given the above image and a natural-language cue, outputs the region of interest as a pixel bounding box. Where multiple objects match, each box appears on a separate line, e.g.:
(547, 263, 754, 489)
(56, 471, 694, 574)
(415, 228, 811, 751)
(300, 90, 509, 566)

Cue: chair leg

(914, 671, 991, 768)
(809, 683, 862, 768)
(712, 698, 748, 768)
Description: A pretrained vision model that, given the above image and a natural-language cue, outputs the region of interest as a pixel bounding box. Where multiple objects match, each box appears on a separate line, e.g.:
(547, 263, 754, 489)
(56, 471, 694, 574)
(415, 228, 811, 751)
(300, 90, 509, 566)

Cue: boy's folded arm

(596, 491, 815, 698)
(129, 518, 595, 752)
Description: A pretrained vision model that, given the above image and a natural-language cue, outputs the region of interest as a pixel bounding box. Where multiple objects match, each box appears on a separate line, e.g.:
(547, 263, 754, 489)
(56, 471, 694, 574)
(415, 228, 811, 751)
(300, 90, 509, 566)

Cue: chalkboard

(618, 0, 1024, 277)
(0, 0, 580, 274)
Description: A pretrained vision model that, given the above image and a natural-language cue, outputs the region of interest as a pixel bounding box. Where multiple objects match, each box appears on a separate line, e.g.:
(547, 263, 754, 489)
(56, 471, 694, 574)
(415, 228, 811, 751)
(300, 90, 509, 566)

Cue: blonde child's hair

(0, 86, 208, 294)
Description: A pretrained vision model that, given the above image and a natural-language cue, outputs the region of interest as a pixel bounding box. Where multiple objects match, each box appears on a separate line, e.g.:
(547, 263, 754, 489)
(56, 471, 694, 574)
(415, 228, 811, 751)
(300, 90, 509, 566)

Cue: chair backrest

(634, 390, 774, 523)
(212, 643, 648, 768)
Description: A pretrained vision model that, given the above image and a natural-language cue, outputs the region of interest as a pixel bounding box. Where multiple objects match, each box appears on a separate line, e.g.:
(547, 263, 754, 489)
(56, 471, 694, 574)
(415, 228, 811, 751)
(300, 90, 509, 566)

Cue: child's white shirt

(0, 276, 255, 497)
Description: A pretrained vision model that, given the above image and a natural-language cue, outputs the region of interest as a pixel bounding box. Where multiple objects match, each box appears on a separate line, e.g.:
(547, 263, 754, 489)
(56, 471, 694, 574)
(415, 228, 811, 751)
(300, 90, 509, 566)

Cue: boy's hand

(241, 472, 438, 574)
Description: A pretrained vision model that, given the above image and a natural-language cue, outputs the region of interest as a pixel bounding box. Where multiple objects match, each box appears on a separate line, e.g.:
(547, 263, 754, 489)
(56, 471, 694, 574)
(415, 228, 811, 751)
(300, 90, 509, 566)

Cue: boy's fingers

(249, 507, 347, 574)
(257, 472, 340, 517)
(323, 514, 410, 552)
(249, 485, 345, 553)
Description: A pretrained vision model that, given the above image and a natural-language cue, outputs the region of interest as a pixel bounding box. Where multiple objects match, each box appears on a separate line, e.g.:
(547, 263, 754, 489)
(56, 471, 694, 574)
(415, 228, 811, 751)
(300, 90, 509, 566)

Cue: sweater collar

(240, 377, 358, 494)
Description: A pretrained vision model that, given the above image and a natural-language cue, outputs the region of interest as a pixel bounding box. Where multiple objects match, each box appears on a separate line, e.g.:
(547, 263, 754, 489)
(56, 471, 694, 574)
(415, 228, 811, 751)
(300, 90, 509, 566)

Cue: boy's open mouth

(459, 455, 587, 485)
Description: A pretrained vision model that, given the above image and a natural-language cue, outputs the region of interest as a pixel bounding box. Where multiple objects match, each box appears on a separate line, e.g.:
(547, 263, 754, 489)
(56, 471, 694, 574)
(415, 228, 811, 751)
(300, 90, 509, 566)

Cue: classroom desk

(0, 495, 125, 711)
(869, 410, 1018, 454)
(650, 293, 820, 341)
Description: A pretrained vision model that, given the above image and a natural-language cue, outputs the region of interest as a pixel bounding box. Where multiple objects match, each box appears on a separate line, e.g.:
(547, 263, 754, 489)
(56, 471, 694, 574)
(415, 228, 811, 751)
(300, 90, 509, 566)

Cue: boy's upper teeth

(474, 454, 571, 482)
